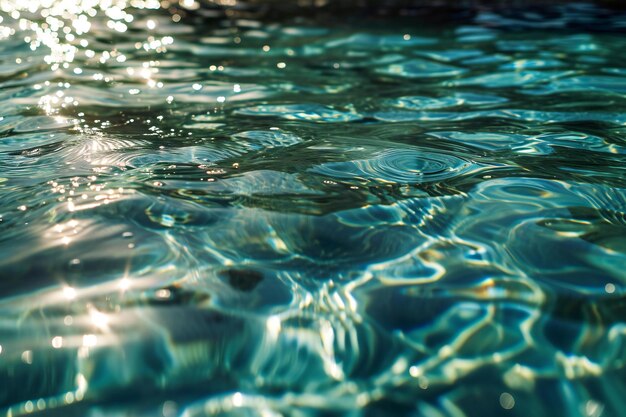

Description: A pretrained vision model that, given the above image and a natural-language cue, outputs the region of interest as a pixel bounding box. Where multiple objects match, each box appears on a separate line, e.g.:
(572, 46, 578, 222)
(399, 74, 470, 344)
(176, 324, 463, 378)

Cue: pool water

(0, 1, 626, 416)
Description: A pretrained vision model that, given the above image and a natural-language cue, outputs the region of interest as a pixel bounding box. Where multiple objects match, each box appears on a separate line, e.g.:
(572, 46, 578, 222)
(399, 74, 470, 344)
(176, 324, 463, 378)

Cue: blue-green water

(1, 1, 626, 416)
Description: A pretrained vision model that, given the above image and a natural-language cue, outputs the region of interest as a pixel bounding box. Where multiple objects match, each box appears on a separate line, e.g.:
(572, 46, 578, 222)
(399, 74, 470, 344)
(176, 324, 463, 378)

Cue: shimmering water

(1, 1, 626, 416)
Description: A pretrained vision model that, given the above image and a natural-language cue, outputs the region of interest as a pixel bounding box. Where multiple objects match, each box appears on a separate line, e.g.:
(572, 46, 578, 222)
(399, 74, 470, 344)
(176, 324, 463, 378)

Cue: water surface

(0, 1, 626, 416)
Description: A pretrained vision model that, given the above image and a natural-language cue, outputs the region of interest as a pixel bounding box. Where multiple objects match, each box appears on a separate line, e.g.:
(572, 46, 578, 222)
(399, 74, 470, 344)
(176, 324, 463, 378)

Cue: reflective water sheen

(1, 1, 626, 416)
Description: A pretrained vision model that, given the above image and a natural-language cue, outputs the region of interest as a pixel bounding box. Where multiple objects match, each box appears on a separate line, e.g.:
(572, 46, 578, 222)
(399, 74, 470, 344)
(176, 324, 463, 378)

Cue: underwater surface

(0, 0, 626, 416)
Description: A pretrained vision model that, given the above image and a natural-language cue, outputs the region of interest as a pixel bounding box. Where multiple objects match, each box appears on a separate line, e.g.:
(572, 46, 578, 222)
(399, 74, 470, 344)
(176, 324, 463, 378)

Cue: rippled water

(1, 1, 626, 416)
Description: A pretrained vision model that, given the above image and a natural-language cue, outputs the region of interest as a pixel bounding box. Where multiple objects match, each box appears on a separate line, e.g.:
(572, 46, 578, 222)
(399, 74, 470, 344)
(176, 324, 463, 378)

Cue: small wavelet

(235, 104, 362, 122)
(232, 129, 303, 150)
(376, 58, 467, 78)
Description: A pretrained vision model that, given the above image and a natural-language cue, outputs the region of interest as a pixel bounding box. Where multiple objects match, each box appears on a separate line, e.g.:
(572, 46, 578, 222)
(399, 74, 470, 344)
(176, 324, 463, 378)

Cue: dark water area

(0, 1, 626, 416)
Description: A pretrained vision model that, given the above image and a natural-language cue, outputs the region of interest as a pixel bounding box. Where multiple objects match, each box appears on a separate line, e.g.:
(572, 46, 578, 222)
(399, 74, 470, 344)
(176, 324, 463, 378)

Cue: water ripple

(309, 148, 480, 185)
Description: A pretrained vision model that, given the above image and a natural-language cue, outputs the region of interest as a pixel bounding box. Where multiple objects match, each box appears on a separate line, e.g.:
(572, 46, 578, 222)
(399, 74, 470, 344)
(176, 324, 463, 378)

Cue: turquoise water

(1, 1, 626, 416)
